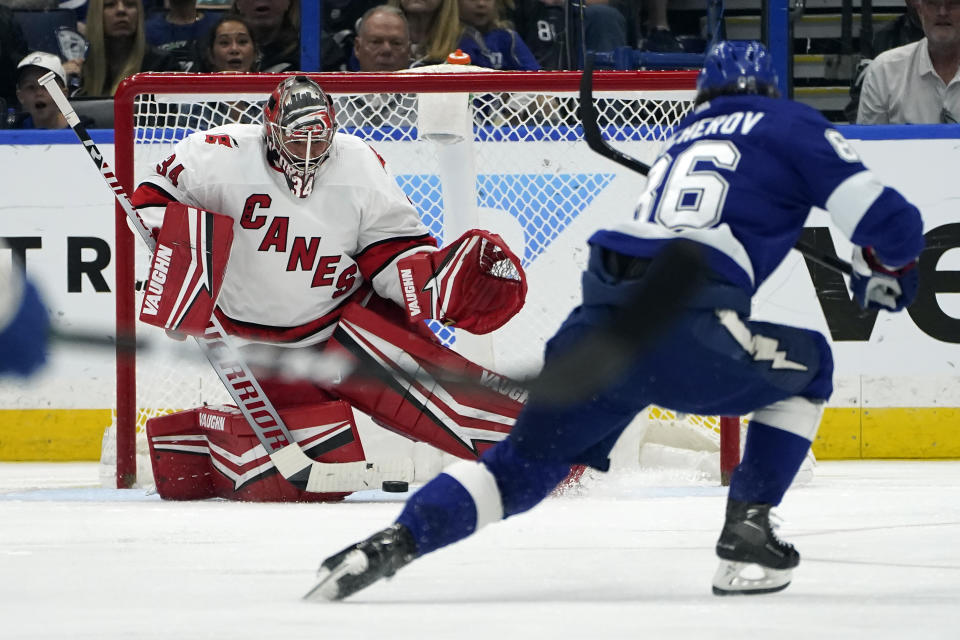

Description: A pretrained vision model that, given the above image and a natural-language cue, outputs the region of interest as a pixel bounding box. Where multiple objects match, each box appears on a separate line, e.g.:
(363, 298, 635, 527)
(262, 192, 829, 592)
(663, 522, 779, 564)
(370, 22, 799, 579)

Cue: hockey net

(107, 69, 747, 491)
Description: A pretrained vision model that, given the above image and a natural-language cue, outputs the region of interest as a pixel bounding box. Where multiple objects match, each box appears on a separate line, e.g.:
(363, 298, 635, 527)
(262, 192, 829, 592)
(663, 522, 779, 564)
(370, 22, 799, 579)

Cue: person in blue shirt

(306, 41, 925, 601)
(0, 241, 49, 378)
(144, 0, 220, 71)
(458, 0, 539, 70)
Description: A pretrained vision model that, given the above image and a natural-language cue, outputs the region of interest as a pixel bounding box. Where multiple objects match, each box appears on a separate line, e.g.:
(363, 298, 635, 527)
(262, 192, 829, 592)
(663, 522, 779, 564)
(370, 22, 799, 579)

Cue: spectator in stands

(0, 0, 56, 8)
(510, 0, 628, 70)
(231, 0, 296, 71)
(640, 0, 683, 52)
(77, 0, 179, 97)
(14, 51, 68, 128)
(351, 5, 412, 72)
(0, 6, 28, 118)
(201, 14, 259, 72)
(1, 1, 87, 92)
(184, 16, 260, 129)
(232, 0, 345, 71)
(232, 0, 304, 71)
(144, 0, 220, 71)
(388, 0, 464, 66)
(325, 0, 382, 68)
(871, 0, 925, 57)
(459, 0, 539, 70)
(857, 0, 960, 124)
(337, 7, 419, 133)
(845, 1, 925, 121)
(53, 0, 163, 32)
(337, 6, 417, 129)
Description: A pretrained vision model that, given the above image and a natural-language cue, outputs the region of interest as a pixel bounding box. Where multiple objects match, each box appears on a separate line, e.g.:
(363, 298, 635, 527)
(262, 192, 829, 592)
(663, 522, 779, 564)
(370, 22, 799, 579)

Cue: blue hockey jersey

(590, 95, 924, 295)
(459, 26, 540, 71)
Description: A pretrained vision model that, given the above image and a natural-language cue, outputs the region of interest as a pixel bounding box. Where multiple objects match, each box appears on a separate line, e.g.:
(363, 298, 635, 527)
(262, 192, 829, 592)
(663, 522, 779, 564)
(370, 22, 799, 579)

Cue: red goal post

(110, 70, 741, 489)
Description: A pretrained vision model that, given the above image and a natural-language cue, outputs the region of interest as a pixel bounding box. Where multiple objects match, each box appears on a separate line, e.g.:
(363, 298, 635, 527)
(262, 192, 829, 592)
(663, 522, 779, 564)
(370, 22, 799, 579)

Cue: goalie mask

(263, 76, 337, 198)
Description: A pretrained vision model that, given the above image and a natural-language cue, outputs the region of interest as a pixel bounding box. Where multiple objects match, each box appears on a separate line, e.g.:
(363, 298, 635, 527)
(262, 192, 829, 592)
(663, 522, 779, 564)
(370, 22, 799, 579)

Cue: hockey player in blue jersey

(307, 41, 925, 600)
(0, 242, 49, 377)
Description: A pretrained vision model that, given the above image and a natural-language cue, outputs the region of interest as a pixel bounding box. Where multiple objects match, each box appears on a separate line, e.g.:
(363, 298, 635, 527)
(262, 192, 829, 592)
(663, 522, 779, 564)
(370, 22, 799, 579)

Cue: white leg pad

(753, 396, 825, 442)
(443, 459, 504, 530)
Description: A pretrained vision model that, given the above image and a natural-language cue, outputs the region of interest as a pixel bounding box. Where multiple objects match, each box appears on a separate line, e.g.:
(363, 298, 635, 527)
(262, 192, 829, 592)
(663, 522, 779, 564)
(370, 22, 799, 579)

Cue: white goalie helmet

(263, 75, 337, 198)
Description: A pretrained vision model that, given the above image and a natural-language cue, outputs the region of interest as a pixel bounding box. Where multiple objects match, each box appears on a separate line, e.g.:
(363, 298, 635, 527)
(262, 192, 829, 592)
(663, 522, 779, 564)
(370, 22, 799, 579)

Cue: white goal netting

(105, 69, 757, 490)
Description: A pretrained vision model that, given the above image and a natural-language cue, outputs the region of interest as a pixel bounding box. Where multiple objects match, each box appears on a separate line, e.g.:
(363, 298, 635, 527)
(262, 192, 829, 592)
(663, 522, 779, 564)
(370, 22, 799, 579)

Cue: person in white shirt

(858, 0, 960, 123)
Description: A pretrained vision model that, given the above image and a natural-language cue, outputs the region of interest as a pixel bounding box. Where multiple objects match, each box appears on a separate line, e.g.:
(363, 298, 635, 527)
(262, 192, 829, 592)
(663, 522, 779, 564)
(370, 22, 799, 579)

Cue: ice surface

(1, 461, 958, 639)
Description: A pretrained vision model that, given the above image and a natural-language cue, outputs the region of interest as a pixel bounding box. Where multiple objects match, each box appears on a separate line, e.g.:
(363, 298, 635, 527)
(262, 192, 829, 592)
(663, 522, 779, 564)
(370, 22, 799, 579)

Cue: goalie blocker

(139, 203, 234, 335)
(147, 303, 531, 501)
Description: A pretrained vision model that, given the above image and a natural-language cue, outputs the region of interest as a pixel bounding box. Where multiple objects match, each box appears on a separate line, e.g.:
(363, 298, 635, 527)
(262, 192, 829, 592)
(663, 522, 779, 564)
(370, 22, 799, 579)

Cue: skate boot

(304, 523, 417, 602)
(712, 499, 799, 596)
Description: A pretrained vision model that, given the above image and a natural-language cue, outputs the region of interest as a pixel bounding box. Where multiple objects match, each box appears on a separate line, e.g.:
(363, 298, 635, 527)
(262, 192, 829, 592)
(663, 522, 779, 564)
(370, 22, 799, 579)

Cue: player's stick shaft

(578, 57, 854, 277)
(38, 72, 405, 492)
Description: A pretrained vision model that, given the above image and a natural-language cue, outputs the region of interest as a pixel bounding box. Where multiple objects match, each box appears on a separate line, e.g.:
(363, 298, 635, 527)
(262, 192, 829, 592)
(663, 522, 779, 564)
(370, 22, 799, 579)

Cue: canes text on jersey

(240, 194, 358, 296)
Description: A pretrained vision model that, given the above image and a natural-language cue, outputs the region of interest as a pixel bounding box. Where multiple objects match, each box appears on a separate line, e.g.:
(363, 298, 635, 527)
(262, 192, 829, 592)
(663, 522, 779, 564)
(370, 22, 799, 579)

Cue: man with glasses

(858, 0, 960, 123)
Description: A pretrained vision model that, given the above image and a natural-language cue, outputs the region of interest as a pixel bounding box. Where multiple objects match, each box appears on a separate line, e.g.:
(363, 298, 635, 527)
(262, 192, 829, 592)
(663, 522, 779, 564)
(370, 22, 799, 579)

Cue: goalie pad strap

(138, 203, 234, 336)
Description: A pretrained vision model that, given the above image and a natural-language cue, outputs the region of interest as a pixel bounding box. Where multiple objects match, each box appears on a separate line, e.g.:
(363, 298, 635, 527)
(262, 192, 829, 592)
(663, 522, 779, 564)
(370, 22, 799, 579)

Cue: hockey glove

(849, 246, 918, 312)
(396, 229, 527, 334)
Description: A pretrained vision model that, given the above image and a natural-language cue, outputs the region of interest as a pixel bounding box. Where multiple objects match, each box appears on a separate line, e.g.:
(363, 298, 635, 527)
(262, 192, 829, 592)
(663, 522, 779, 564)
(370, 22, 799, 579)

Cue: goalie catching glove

(849, 246, 918, 312)
(397, 229, 527, 335)
(138, 202, 235, 335)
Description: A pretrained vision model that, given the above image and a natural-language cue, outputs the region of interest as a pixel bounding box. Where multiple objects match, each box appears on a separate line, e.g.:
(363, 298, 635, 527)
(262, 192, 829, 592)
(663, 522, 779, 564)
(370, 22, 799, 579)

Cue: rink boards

(0, 126, 957, 461)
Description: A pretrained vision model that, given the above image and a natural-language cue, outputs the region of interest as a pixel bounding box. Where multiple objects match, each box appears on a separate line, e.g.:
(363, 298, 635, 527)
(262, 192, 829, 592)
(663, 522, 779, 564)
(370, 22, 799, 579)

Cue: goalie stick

(39, 72, 411, 493)
(578, 57, 853, 278)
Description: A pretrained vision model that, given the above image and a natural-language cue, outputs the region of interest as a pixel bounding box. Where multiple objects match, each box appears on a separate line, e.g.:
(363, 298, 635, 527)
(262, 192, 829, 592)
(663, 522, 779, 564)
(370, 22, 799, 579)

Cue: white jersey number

(635, 140, 741, 230)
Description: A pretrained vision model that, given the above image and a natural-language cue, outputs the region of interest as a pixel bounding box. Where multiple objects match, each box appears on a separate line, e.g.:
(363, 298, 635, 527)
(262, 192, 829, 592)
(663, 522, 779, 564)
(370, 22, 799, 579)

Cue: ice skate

(304, 523, 417, 602)
(712, 499, 799, 596)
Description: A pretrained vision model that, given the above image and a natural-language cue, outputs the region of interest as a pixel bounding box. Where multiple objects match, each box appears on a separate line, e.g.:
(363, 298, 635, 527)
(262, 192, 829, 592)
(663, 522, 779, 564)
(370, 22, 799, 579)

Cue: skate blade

(711, 560, 792, 596)
(303, 549, 368, 602)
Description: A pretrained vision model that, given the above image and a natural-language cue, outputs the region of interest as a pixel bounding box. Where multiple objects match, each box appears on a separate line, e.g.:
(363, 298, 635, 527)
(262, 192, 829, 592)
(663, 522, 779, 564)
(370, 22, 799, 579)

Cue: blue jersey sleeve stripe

(850, 188, 925, 266)
(824, 170, 885, 238)
(442, 460, 504, 528)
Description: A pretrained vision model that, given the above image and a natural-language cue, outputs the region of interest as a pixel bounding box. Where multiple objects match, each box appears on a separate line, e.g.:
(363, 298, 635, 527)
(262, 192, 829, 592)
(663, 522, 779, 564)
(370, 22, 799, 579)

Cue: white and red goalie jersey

(133, 123, 541, 502)
(132, 124, 438, 346)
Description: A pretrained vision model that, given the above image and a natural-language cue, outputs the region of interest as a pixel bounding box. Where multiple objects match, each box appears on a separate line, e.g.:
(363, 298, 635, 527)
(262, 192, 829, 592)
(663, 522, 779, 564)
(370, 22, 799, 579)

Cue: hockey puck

(381, 480, 409, 493)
